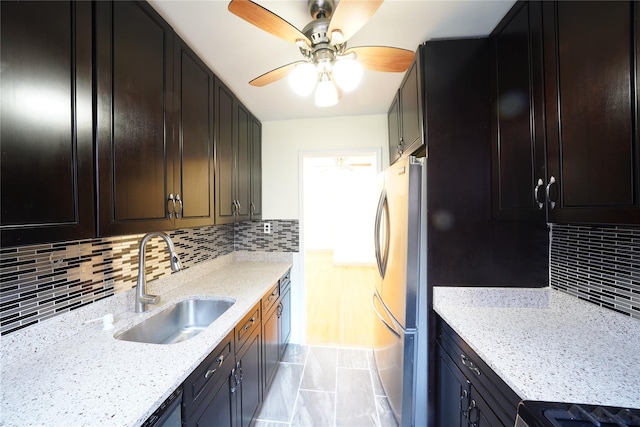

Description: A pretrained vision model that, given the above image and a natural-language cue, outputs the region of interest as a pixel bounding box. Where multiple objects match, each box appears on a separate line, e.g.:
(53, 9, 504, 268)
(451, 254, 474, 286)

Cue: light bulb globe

(288, 63, 317, 96)
(333, 58, 363, 92)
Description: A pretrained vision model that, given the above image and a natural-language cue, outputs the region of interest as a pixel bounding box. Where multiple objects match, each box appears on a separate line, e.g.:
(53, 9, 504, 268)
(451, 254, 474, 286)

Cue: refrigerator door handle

(374, 189, 389, 278)
(372, 292, 401, 339)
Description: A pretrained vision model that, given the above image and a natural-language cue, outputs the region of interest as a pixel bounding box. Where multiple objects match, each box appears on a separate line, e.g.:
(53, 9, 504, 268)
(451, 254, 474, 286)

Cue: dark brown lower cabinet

(262, 300, 279, 391)
(436, 317, 520, 427)
(183, 333, 235, 427)
(234, 304, 263, 427)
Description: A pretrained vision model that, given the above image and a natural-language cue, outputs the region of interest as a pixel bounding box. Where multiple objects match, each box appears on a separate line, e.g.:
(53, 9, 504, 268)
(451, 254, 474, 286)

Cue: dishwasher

(142, 386, 183, 427)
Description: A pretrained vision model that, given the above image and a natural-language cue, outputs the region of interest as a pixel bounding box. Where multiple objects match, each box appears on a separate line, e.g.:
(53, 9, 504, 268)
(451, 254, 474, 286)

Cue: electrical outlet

(263, 222, 272, 234)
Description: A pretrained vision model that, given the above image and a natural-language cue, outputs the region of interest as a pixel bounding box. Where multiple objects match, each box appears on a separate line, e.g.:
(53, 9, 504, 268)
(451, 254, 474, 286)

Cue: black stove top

(517, 401, 640, 427)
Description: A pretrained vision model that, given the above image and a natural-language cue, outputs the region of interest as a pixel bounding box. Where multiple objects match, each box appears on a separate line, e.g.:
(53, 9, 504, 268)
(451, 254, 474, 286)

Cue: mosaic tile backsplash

(0, 220, 298, 335)
(550, 223, 640, 320)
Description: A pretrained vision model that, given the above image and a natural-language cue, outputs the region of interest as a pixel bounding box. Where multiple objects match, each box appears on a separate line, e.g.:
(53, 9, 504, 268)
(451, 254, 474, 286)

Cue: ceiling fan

(228, 0, 415, 107)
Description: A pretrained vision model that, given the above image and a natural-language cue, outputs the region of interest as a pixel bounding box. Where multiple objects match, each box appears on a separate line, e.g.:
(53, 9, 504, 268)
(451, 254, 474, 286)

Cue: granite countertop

(0, 252, 292, 427)
(434, 286, 640, 409)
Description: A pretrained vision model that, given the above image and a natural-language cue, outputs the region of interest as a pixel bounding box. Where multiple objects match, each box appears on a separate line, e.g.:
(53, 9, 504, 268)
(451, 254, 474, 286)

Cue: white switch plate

(263, 222, 271, 234)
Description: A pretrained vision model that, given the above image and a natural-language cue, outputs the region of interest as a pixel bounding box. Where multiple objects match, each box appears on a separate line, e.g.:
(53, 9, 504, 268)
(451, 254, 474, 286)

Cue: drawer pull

(460, 354, 481, 376)
(243, 317, 256, 331)
(204, 355, 225, 379)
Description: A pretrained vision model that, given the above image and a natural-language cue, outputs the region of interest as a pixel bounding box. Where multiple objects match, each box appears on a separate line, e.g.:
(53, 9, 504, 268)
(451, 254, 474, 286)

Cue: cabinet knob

(546, 176, 557, 209)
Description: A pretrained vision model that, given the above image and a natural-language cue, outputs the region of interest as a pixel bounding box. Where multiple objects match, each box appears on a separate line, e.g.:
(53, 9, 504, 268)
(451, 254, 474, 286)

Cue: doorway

(301, 150, 381, 347)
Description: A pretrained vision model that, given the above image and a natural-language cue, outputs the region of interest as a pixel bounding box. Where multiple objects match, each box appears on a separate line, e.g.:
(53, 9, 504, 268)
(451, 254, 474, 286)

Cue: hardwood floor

(304, 250, 379, 347)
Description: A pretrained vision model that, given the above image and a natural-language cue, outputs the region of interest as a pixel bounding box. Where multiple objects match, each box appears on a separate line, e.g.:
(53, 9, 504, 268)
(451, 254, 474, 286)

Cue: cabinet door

(262, 304, 279, 392)
(0, 1, 94, 246)
(173, 37, 215, 228)
(235, 103, 251, 221)
(490, 2, 546, 221)
(469, 385, 505, 427)
(95, 0, 175, 236)
(436, 344, 468, 427)
(236, 326, 262, 427)
(250, 116, 262, 220)
(387, 91, 401, 165)
(188, 374, 235, 427)
(543, 1, 640, 224)
(278, 285, 291, 359)
(399, 51, 424, 157)
(215, 79, 237, 224)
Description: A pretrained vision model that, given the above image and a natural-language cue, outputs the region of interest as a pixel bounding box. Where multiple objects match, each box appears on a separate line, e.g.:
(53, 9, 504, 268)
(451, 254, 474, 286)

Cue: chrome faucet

(135, 232, 183, 313)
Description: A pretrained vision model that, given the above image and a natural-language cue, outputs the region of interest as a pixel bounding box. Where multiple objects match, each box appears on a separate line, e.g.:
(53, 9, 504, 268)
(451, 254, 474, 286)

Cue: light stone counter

(0, 252, 292, 427)
(434, 286, 640, 409)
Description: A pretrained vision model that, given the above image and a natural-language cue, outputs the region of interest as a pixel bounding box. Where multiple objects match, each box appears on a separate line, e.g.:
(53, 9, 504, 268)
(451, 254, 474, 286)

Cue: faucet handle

(139, 294, 160, 305)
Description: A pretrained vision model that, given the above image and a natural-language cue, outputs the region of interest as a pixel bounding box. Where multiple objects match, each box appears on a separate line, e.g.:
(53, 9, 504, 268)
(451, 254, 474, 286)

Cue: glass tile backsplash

(550, 223, 640, 320)
(0, 220, 299, 335)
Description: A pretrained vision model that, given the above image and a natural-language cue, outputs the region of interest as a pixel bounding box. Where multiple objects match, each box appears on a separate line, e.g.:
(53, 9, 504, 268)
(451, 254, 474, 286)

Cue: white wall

(261, 114, 388, 344)
(261, 115, 389, 219)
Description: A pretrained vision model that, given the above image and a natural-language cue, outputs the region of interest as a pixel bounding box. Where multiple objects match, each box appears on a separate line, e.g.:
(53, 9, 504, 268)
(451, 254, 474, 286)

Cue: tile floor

(254, 344, 398, 427)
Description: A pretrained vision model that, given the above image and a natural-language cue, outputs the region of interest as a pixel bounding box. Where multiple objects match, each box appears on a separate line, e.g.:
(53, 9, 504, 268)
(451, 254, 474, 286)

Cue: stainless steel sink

(116, 298, 235, 344)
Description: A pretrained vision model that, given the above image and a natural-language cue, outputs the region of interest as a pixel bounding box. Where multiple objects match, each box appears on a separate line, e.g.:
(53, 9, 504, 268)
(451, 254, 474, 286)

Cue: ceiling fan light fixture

(315, 73, 338, 107)
(330, 29, 344, 44)
(288, 62, 317, 96)
(332, 56, 363, 92)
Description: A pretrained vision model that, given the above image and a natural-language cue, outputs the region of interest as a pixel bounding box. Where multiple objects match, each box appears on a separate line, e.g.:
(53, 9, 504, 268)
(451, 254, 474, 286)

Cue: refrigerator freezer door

(372, 291, 416, 426)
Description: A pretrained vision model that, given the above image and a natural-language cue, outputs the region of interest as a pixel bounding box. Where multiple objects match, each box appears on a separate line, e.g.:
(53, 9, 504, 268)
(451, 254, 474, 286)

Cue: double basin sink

(116, 298, 235, 345)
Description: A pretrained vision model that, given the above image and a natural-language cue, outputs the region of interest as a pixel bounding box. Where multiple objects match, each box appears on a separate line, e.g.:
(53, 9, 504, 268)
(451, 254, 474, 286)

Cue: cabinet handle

(277, 303, 283, 318)
(397, 140, 404, 155)
(250, 202, 255, 215)
(460, 354, 481, 376)
(534, 178, 544, 210)
(231, 200, 237, 215)
(175, 194, 183, 219)
(233, 361, 243, 387)
(230, 367, 237, 394)
(236, 200, 242, 214)
(243, 316, 255, 331)
(468, 399, 479, 427)
(459, 388, 469, 419)
(546, 176, 557, 209)
(167, 194, 175, 219)
(204, 354, 225, 379)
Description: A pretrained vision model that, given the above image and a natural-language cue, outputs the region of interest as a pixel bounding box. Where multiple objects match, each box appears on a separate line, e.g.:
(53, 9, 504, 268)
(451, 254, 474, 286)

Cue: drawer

(183, 331, 234, 416)
(236, 303, 260, 353)
(262, 282, 279, 314)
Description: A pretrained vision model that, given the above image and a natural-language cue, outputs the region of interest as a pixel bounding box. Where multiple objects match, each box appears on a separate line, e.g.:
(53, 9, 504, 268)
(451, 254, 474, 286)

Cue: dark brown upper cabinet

(215, 79, 261, 224)
(387, 49, 425, 165)
(96, 1, 215, 236)
(96, 0, 175, 236)
(490, 1, 547, 222)
(542, 1, 640, 225)
(172, 36, 216, 229)
(0, 1, 95, 247)
(250, 117, 263, 220)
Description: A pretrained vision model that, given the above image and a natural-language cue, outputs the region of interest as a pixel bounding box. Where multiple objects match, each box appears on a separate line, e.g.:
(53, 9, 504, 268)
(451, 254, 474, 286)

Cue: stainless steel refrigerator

(373, 156, 428, 427)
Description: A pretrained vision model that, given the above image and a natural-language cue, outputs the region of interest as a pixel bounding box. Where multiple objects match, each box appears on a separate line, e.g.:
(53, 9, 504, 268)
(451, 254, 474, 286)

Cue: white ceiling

(148, 0, 516, 122)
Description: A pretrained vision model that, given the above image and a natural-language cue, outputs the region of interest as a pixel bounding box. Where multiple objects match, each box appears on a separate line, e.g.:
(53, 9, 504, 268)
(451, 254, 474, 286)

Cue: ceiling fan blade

(346, 46, 414, 73)
(328, 0, 383, 43)
(228, 0, 311, 46)
(249, 61, 305, 87)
